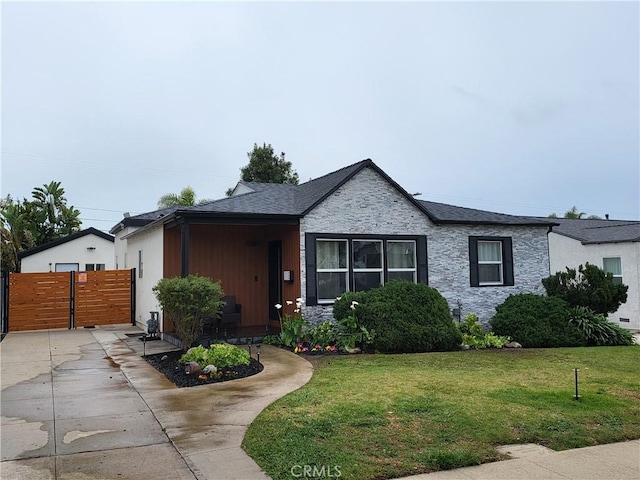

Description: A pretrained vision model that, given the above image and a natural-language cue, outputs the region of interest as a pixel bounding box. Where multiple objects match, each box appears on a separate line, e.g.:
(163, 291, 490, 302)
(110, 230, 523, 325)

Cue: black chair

(220, 295, 241, 334)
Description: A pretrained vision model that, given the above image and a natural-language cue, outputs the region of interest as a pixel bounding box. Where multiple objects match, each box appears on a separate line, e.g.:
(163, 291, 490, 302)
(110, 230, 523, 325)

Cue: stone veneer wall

(299, 166, 550, 327)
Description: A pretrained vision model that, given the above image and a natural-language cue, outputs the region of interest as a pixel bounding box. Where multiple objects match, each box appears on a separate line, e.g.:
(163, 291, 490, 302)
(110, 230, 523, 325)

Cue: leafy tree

(0, 196, 35, 272)
(1, 183, 81, 272)
(542, 263, 628, 315)
(157, 186, 212, 208)
(226, 143, 299, 196)
(152, 275, 225, 351)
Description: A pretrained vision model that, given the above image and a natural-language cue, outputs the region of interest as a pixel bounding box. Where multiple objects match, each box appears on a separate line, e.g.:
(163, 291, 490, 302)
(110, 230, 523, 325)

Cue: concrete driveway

(0, 325, 313, 480)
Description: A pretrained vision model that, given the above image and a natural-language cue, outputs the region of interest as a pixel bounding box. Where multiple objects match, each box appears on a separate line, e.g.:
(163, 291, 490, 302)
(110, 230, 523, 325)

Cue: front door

(268, 241, 282, 321)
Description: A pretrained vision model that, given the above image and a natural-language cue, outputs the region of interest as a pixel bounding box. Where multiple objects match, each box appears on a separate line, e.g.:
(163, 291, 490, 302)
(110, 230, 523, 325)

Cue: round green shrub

(490, 294, 587, 348)
(334, 282, 461, 353)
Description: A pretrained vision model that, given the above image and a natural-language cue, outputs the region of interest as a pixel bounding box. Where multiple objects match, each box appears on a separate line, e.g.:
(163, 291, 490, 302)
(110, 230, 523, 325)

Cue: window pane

(96, 264, 106, 271)
(388, 271, 415, 283)
(388, 241, 416, 269)
(603, 257, 622, 276)
(317, 272, 347, 300)
(353, 241, 382, 269)
(479, 264, 502, 284)
(478, 241, 502, 262)
(317, 240, 347, 269)
(85, 264, 95, 271)
(354, 272, 382, 292)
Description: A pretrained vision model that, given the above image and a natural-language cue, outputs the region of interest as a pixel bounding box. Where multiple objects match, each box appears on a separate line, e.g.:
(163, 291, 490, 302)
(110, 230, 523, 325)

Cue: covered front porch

(161, 220, 301, 340)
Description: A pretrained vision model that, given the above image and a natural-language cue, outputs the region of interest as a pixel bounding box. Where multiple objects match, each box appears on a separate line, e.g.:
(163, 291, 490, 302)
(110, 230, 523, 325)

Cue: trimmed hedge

(333, 282, 461, 353)
(490, 294, 587, 348)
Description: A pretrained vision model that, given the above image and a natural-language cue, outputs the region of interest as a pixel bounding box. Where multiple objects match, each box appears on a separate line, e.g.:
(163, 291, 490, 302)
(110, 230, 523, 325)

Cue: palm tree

(564, 206, 586, 219)
(157, 186, 212, 208)
(0, 200, 34, 272)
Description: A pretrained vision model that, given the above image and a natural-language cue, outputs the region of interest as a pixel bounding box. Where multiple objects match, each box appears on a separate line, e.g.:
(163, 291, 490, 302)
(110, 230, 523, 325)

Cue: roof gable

(18, 228, 114, 259)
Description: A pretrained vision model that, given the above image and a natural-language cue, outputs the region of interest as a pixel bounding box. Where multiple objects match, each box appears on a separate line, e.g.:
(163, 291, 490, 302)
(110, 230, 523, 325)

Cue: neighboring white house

(19, 227, 115, 273)
(548, 218, 640, 331)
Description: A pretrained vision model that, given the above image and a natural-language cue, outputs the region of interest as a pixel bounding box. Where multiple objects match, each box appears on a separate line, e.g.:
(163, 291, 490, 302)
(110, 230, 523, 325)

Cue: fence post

(1, 271, 8, 335)
(69, 271, 75, 329)
(130, 268, 136, 325)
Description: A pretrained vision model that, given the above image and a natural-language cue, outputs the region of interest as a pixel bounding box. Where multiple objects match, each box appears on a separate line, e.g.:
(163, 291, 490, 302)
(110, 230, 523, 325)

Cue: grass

(243, 346, 640, 480)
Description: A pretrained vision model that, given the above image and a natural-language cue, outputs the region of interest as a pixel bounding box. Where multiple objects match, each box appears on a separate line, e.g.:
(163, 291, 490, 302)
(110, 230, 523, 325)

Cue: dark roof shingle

(549, 218, 640, 244)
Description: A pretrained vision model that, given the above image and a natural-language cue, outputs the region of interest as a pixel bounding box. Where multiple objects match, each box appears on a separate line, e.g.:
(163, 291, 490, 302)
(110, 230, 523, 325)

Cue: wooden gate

(6, 270, 135, 332)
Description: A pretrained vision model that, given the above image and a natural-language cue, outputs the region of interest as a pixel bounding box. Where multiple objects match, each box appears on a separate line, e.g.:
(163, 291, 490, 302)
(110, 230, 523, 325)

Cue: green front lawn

(243, 346, 640, 480)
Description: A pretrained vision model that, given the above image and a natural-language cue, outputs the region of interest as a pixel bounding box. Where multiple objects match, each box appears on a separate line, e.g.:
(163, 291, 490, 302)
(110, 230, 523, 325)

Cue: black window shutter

(417, 235, 428, 285)
(502, 237, 514, 286)
(469, 236, 479, 287)
(305, 233, 318, 306)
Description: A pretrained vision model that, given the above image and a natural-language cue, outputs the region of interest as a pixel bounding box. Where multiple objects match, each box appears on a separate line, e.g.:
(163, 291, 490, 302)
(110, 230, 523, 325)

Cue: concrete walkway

(0, 325, 313, 480)
(2, 326, 638, 480)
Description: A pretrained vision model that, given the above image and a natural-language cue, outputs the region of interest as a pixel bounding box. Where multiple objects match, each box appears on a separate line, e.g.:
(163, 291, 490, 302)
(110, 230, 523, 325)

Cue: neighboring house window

(603, 257, 623, 285)
(124, 253, 128, 269)
(138, 250, 143, 278)
(85, 264, 106, 271)
(306, 234, 426, 305)
(469, 236, 514, 287)
(55, 263, 79, 272)
(316, 239, 348, 302)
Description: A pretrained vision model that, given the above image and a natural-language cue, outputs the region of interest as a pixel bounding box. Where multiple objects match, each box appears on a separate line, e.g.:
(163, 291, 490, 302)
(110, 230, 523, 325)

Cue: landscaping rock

(505, 341, 522, 348)
(184, 361, 201, 375)
(203, 364, 217, 374)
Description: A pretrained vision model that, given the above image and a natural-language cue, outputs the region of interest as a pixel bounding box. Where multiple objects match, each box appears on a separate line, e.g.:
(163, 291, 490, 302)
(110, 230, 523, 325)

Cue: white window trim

(316, 239, 349, 304)
(478, 240, 503, 286)
(603, 257, 623, 284)
(387, 240, 417, 282)
(352, 239, 384, 291)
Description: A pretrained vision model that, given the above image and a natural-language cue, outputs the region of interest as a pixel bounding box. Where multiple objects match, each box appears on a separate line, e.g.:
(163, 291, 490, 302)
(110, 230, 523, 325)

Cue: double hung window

(469, 236, 514, 287)
(603, 257, 623, 285)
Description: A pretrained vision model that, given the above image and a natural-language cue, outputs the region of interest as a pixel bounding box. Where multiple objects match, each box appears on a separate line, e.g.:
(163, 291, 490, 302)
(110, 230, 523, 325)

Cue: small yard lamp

(573, 368, 581, 401)
(257, 344, 261, 364)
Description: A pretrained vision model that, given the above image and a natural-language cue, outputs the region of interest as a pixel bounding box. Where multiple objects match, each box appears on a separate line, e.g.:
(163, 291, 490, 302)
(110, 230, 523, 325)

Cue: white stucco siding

(121, 225, 164, 331)
(548, 232, 639, 330)
(298, 166, 551, 326)
(20, 235, 115, 272)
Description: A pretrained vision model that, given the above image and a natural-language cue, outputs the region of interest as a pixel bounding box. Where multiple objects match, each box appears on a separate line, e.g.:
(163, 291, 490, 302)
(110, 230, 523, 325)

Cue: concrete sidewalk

(0, 325, 313, 479)
(1, 326, 638, 480)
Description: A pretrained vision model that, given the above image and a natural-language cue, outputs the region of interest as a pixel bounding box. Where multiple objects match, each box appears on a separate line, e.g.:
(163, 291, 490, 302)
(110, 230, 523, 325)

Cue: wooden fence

(4, 269, 135, 332)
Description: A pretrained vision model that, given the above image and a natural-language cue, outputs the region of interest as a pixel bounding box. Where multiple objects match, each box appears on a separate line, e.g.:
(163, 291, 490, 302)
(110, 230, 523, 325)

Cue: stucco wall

(120, 225, 164, 330)
(549, 232, 639, 330)
(21, 235, 114, 272)
(299, 166, 550, 326)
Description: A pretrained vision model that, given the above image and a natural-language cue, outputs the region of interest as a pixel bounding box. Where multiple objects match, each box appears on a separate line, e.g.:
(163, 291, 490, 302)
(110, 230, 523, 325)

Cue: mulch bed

(144, 350, 263, 388)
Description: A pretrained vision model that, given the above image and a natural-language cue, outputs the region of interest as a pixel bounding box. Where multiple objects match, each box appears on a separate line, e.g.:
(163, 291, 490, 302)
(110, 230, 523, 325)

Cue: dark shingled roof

(110, 207, 178, 233)
(187, 160, 370, 216)
(112, 159, 559, 231)
(419, 200, 556, 226)
(19, 227, 114, 259)
(548, 218, 640, 244)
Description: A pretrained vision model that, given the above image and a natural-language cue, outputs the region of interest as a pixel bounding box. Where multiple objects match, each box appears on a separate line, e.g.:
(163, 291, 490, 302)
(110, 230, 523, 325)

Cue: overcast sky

(2, 1, 639, 232)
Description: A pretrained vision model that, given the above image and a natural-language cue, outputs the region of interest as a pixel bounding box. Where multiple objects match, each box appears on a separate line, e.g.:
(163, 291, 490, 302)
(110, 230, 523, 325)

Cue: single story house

(110, 159, 555, 342)
(19, 227, 115, 273)
(548, 218, 640, 330)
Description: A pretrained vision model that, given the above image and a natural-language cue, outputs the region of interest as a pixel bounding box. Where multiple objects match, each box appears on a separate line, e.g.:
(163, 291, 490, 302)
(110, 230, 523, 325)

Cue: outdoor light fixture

(87, 247, 96, 251)
(257, 344, 261, 364)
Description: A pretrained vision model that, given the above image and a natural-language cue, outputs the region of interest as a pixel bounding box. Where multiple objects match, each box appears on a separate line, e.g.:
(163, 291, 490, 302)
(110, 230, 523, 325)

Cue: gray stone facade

(299, 166, 550, 327)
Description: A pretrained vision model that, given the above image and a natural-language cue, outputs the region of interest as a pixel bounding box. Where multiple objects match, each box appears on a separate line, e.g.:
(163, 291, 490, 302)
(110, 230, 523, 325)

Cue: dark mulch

(144, 350, 264, 388)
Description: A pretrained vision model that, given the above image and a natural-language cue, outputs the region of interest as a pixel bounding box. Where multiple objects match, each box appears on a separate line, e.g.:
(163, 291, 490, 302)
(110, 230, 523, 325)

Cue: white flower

(294, 309, 300, 313)
(336, 296, 342, 301)
(350, 304, 356, 310)
(296, 297, 303, 304)
(286, 300, 293, 305)
(275, 303, 282, 310)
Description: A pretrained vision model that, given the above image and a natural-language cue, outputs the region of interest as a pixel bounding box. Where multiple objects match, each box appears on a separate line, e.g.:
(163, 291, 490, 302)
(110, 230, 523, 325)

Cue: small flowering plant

(275, 298, 309, 348)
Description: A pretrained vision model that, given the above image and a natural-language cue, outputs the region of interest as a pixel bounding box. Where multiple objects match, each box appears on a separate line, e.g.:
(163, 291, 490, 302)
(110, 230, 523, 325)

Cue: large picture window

(469, 236, 514, 287)
(306, 234, 426, 305)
